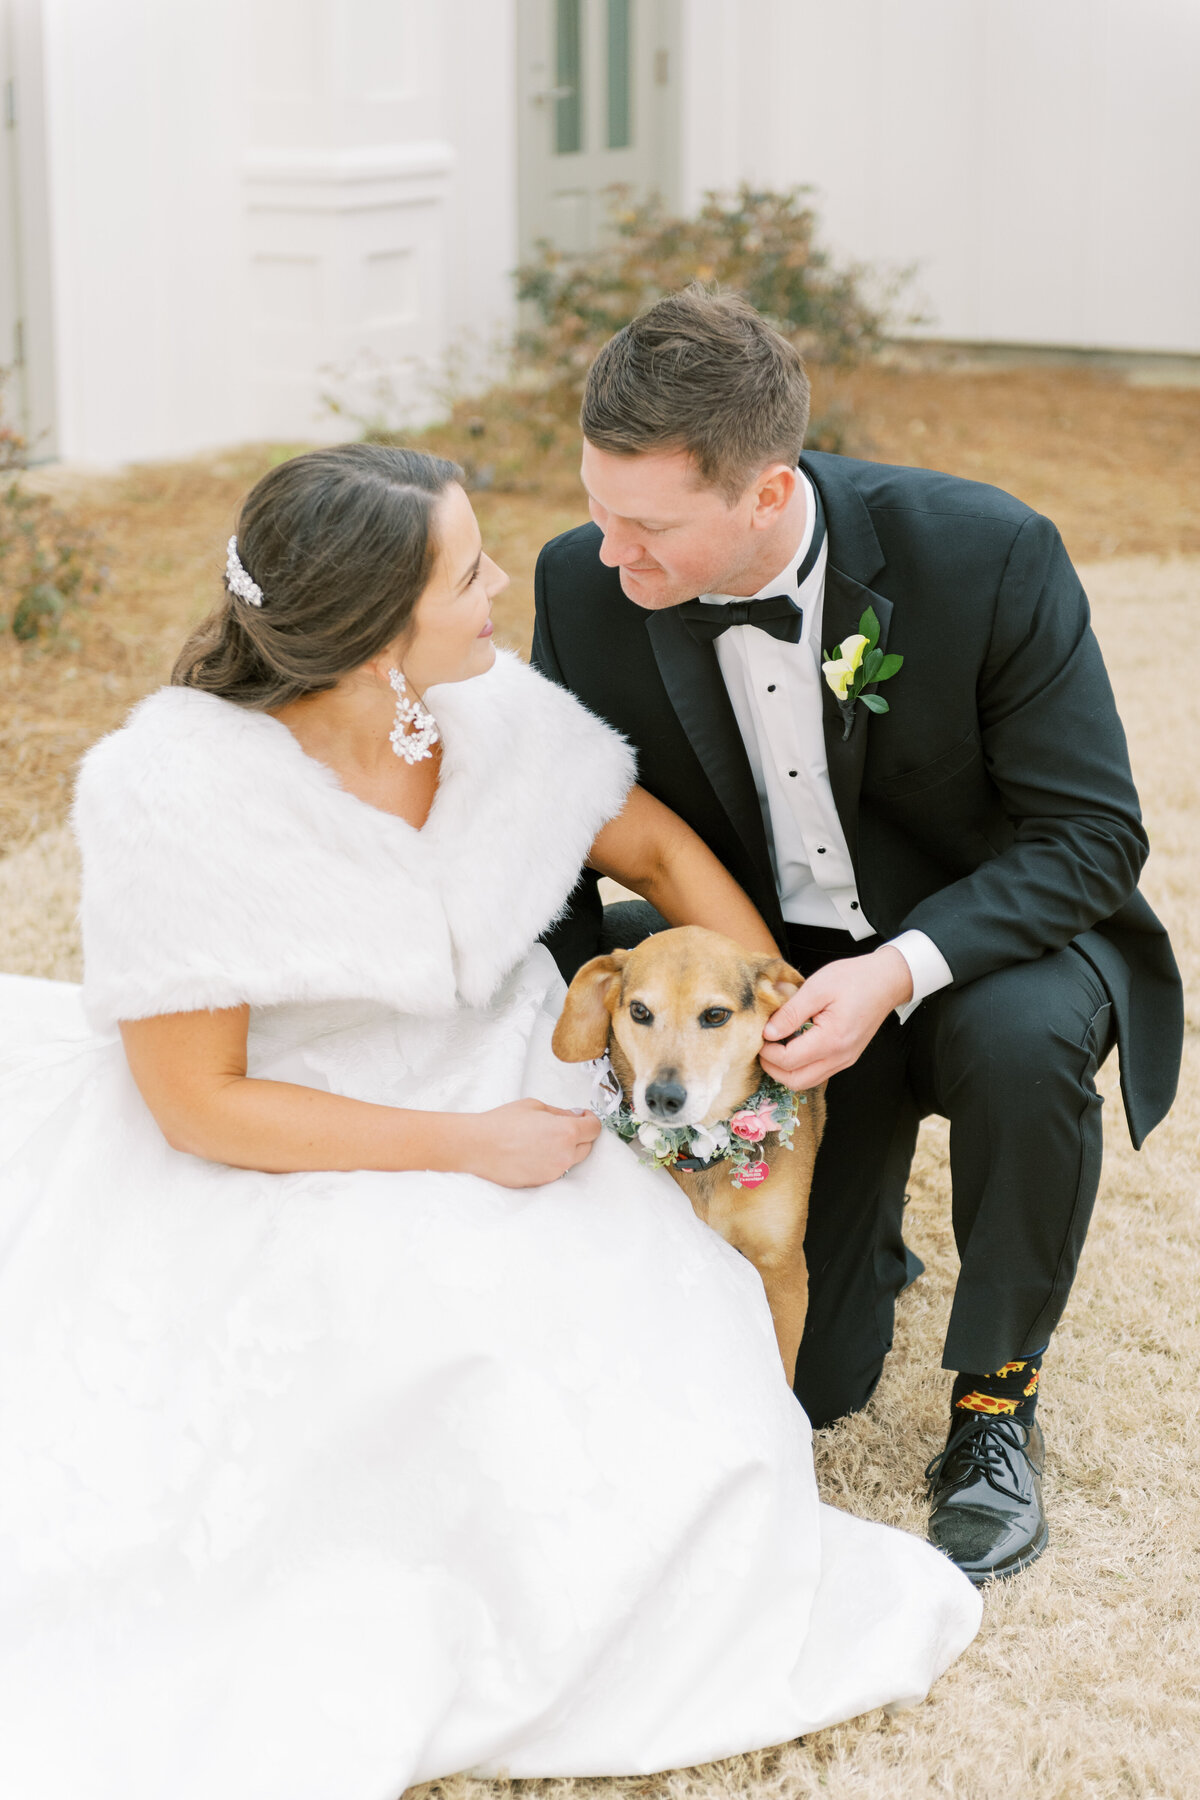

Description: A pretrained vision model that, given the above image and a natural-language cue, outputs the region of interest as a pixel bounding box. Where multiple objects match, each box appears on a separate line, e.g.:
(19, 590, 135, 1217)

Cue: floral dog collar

(588, 1055, 807, 1189)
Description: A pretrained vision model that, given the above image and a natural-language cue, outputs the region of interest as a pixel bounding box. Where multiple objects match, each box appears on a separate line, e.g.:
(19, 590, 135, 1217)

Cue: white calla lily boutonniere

(822, 605, 903, 740)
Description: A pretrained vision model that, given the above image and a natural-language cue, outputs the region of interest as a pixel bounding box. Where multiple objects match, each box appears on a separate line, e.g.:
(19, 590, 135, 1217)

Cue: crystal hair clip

(225, 536, 264, 607)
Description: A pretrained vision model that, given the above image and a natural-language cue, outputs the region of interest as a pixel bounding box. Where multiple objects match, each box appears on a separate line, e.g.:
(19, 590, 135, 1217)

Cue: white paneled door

(518, 0, 680, 258)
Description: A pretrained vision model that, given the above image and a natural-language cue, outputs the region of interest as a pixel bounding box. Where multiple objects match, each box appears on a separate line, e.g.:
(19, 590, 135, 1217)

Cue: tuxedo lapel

(644, 607, 780, 926)
(817, 567, 891, 872)
(806, 456, 892, 876)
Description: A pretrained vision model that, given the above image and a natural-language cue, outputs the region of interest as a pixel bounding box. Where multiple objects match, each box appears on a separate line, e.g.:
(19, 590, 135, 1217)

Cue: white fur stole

(72, 651, 635, 1031)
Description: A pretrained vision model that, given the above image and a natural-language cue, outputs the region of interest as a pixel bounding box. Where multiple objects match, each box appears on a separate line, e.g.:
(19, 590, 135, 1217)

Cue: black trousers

(600, 904, 1116, 1429)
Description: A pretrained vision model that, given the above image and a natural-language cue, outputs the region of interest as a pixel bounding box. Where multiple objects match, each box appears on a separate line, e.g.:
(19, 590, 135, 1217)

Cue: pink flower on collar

(730, 1107, 775, 1143)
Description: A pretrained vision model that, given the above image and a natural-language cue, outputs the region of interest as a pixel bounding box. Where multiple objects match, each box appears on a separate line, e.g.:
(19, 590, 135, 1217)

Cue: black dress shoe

(925, 1412, 1048, 1584)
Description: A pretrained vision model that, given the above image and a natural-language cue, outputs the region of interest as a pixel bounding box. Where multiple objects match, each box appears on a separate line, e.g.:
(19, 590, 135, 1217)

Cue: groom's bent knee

(920, 947, 1114, 1109)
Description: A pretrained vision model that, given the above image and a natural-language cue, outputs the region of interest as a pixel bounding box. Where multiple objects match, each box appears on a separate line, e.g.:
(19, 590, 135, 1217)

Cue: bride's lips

(478, 619, 494, 638)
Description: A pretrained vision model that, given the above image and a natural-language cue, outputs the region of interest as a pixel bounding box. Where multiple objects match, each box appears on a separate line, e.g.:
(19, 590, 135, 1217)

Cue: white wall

(680, 0, 1200, 356)
(38, 0, 518, 464)
(40, 0, 246, 463)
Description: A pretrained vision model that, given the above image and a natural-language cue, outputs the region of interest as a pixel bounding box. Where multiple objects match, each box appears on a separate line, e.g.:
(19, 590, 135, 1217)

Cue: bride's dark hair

(172, 443, 463, 709)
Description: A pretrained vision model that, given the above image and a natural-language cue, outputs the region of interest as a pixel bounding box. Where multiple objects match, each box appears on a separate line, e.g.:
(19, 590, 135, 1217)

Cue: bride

(0, 444, 979, 1800)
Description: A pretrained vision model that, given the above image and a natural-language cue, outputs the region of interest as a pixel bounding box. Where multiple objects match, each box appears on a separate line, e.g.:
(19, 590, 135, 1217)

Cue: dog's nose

(645, 1077, 688, 1121)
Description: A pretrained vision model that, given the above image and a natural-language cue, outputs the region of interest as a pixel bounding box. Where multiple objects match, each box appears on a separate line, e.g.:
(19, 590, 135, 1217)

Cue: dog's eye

(699, 1007, 732, 1029)
(628, 1001, 654, 1025)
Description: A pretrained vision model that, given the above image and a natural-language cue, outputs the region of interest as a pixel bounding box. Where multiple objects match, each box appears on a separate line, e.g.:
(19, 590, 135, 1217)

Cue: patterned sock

(950, 1352, 1043, 1427)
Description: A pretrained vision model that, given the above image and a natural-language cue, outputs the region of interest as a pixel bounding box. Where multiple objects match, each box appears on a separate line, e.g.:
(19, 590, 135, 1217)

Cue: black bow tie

(677, 594, 804, 646)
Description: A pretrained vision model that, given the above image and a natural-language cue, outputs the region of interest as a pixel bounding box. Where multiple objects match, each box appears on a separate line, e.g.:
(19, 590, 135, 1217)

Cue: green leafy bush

(515, 185, 897, 426)
(0, 376, 104, 643)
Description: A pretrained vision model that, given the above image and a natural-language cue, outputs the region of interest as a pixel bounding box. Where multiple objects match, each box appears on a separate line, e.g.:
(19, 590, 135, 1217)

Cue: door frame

(2, 0, 58, 460)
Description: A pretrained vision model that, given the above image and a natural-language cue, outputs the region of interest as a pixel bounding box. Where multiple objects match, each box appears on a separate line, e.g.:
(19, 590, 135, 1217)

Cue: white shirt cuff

(886, 929, 953, 1024)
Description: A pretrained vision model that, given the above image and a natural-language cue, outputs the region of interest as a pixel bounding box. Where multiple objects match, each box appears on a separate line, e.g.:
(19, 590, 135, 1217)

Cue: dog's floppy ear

(753, 955, 804, 1013)
(552, 950, 628, 1062)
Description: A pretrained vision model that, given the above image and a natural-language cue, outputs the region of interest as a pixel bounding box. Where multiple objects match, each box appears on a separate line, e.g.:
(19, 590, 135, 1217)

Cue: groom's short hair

(581, 286, 811, 503)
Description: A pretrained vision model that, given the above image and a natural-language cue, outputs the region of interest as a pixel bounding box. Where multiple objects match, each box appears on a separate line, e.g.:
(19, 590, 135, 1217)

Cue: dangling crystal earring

(387, 667, 440, 764)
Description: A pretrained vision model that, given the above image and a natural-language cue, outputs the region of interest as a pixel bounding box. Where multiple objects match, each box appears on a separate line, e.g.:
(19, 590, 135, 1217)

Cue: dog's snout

(645, 1075, 688, 1121)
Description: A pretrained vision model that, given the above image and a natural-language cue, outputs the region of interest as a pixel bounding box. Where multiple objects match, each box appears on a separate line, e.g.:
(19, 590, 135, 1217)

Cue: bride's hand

(463, 1099, 601, 1188)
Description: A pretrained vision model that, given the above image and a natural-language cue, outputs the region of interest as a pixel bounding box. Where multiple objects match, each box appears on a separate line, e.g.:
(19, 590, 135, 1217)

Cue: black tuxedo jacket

(531, 449, 1183, 1149)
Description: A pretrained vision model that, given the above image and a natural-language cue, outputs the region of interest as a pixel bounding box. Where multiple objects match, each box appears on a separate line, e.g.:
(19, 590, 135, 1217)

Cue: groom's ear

(750, 462, 798, 529)
(552, 951, 628, 1062)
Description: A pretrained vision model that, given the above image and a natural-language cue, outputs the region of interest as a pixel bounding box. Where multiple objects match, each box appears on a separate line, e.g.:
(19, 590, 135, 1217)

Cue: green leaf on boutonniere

(876, 652, 904, 681)
(862, 646, 885, 683)
(859, 693, 890, 714)
(859, 606, 881, 651)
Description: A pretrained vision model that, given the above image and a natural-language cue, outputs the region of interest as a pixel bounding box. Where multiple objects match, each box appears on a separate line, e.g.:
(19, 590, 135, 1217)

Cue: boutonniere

(822, 606, 903, 741)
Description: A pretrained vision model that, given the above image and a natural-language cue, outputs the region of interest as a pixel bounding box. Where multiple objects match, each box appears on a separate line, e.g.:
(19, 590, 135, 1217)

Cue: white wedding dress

(0, 652, 979, 1800)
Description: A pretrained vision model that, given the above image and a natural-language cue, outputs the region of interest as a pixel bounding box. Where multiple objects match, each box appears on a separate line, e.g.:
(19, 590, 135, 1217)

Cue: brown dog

(553, 925, 825, 1383)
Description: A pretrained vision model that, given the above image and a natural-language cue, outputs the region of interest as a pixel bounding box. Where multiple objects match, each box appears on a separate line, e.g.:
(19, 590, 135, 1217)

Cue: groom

(531, 286, 1183, 1584)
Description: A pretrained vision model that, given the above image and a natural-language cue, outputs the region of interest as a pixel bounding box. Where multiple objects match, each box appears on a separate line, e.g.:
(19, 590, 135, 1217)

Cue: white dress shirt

(700, 471, 952, 1021)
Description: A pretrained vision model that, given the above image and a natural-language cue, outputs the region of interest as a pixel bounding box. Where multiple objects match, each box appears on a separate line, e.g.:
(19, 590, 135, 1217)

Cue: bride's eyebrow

(456, 549, 483, 592)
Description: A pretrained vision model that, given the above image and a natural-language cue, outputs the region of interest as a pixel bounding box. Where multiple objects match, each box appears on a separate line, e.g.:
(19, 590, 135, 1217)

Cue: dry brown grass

(825, 358, 1200, 560)
(3, 369, 1199, 1799)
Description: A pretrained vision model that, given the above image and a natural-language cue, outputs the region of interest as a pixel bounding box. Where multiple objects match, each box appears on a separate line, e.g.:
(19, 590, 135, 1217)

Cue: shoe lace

(924, 1414, 1035, 1503)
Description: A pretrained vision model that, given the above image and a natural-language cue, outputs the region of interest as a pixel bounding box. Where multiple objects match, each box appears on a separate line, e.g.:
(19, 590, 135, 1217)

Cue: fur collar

(72, 651, 635, 1031)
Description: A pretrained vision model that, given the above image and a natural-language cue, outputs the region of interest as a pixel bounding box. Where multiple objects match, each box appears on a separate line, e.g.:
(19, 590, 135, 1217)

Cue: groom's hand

(759, 947, 913, 1089)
